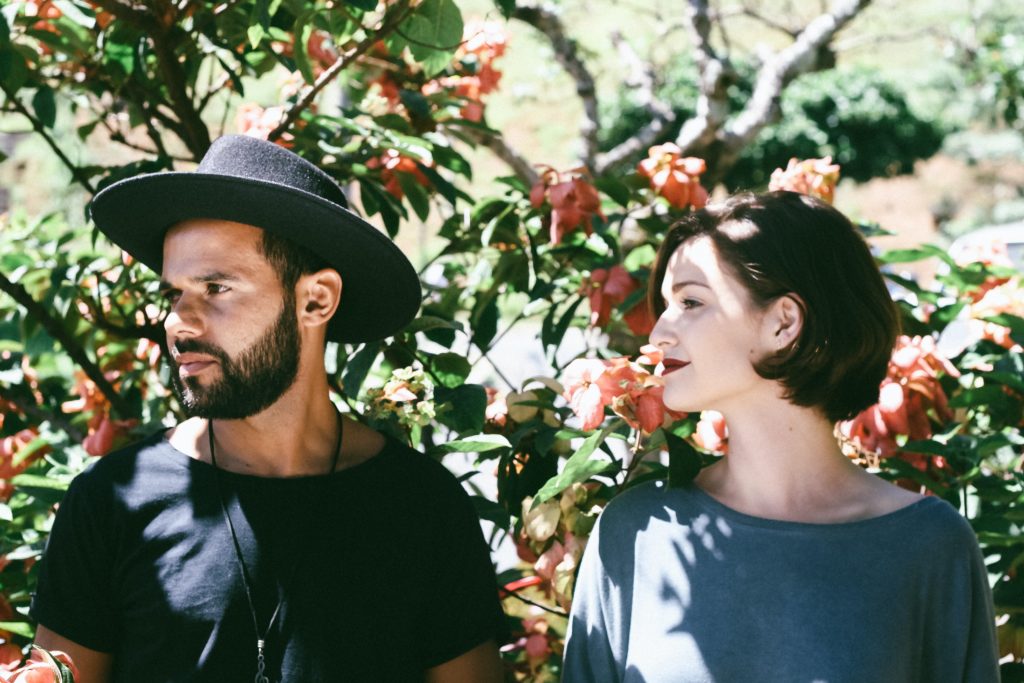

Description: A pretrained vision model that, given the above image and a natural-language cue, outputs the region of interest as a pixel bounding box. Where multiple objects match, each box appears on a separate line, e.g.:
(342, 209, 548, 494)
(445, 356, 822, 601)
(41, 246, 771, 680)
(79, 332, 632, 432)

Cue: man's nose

(163, 295, 203, 340)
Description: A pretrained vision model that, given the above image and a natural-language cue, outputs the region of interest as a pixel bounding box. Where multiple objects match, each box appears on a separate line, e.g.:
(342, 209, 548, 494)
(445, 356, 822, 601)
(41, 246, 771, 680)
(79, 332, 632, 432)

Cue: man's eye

(206, 283, 229, 295)
(161, 290, 181, 306)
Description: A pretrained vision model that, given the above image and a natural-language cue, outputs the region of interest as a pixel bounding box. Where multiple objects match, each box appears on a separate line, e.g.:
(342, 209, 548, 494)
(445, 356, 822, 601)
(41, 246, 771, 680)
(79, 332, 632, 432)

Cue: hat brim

(89, 173, 421, 344)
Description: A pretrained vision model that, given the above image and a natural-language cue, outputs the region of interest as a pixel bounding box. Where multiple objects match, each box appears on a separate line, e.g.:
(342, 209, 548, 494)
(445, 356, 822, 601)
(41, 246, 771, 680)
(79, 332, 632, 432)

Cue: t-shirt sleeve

(923, 506, 1000, 683)
(961, 529, 1000, 682)
(414, 464, 508, 668)
(30, 465, 118, 653)
(562, 511, 623, 683)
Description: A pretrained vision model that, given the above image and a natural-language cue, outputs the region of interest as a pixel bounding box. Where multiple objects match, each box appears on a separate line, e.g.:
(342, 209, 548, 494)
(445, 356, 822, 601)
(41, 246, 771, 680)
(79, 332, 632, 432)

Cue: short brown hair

(647, 191, 899, 422)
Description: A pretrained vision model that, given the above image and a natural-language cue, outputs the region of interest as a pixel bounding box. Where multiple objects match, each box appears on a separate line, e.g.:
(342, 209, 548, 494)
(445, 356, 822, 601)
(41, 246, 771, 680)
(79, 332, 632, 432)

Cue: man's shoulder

(371, 436, 466, 494)
(71, 429, 180, 490)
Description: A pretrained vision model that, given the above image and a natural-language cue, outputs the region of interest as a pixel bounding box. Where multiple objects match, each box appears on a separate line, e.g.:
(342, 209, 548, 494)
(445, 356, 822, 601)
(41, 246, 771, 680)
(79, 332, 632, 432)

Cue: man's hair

(258, 230, 330, 301)
(647, 191, 900, 422)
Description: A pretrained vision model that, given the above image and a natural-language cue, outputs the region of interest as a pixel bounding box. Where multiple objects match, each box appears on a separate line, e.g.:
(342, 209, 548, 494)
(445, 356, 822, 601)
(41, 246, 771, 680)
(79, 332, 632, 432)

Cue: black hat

(89, 135, 421, 343)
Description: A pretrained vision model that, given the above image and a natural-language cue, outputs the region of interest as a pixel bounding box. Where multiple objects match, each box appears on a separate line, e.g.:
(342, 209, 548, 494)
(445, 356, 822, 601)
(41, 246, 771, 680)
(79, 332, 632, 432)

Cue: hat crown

(197, 135, 350, 209)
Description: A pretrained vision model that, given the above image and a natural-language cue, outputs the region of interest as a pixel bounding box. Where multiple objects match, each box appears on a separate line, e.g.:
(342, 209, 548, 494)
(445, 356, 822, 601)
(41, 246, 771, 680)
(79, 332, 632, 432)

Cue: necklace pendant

(255, 639, 269, 683)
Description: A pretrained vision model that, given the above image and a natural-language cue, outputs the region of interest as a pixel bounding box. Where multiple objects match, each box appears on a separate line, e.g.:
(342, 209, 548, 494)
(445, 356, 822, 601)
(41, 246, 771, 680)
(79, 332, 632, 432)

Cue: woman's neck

(694, 400, 911, 523)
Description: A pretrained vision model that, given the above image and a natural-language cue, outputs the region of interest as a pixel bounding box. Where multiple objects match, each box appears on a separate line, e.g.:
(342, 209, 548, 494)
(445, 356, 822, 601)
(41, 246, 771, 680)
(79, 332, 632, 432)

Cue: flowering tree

(0, 1, 1021, 680)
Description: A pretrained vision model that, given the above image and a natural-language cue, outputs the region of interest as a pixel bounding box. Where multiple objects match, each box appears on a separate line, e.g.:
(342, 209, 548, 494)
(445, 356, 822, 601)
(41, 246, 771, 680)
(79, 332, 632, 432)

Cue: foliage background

(0, 0, 1022, 680)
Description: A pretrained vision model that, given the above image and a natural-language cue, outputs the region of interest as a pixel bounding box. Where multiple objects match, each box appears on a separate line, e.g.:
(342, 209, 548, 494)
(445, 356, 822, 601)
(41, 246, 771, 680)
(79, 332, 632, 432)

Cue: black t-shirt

(32, 431, 506, 682)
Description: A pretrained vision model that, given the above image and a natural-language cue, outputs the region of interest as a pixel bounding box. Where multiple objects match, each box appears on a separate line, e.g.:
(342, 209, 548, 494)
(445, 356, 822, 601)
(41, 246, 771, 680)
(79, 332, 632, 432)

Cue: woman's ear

(297, 268, 343, 332)
(766, 294, 804, 351)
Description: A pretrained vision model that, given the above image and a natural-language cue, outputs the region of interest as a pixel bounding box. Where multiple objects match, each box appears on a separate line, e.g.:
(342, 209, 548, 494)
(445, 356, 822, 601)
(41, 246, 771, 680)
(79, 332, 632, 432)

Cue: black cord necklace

(207, 413, 343, 683)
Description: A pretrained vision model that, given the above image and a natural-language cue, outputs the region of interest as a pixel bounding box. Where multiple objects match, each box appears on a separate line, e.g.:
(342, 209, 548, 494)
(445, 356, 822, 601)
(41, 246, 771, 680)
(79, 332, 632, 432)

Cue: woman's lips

(659, 360, 690, 376)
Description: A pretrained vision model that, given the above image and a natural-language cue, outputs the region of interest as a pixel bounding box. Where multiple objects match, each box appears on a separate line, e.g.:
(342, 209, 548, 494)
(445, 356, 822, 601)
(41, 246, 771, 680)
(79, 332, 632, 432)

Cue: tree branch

(0, 386, 84, 444)
(595, 33, 678, 172)
(0, 272, 132, 418)
(0, 84, 97, 194)
(720, 0, 871, 155)
(93, 0, 210, 158)
(454, 126, 539, 187)
(675, 0, 736, 154)
(268, 2, 413, 142)
(512, 5, 599, 169)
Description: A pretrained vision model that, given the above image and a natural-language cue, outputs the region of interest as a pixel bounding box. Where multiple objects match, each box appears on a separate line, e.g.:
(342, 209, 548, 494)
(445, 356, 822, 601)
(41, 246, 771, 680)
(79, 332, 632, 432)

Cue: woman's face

(650, 236, 773, 414)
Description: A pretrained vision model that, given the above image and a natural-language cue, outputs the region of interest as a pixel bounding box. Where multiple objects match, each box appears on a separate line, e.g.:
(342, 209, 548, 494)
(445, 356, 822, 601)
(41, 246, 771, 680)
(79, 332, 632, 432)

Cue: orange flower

(61, 371, 136, 456)
(584, 265, 654, 336)
(840, 335, 959, 463)
(768, 157, 840, 204)
(366, 150, 431, 200)
(0, 427, 48, 501)
(0, 647, 79, 683)
(530, 167, 604, 245)
(637, 144, 708, 210)
(561, 356, 685, 433)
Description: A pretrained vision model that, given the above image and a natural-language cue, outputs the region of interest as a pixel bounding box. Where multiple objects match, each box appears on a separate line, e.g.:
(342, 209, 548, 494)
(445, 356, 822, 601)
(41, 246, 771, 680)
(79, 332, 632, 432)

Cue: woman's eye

(681, 298, 701, 310)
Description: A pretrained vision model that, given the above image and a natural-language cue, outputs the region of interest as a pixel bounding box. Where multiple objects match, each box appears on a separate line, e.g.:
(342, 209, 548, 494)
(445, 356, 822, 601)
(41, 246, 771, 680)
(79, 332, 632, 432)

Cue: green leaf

(429, 352, 471, 388)
(532, 422, 619, 507)
(342, 340, 381, 397)
(0, 502, 11, 522)
(292, 18, 315, 84)
(665, 430, 703, 487)
(401, 0, 463, 77)
(983, 313, 1024, 345)
(397, 171, 432, 221)
(12, 473, 71, 490)
(876, 244, 955, 268)
(438, 433, 511, 453)
(406, 315, 462, 334)
(32, 86, 56, 128)
(471, 494, 511, 528)
(471, 293, 499, 349)
(436, 384, 487, 433)
(0, 621, 34, 639)
(593, 177, 632, 208)
(948, 385, 1011, 408)
(247, 24, 266, 49)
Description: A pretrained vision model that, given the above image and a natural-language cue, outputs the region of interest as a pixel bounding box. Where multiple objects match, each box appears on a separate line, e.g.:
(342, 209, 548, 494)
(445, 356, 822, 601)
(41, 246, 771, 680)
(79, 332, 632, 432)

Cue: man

(31, 136, 507, 682)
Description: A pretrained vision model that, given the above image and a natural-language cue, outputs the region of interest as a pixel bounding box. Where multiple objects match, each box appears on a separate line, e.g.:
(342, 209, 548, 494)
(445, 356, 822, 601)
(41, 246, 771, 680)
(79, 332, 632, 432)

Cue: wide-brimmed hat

(89, 135, 421, 343)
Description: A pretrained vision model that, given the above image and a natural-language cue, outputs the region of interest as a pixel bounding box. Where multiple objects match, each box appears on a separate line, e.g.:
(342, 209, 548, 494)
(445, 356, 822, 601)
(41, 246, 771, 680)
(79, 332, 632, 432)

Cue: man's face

(160, 219, 301, 419)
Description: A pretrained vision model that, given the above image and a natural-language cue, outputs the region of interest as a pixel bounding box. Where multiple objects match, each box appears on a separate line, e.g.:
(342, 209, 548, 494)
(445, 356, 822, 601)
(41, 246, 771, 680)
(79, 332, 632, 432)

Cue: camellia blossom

(637, 144, 708, 210)
(768, 157, 841, 204)
(584, 265, 655, 336)
(561, 356, 685, 434)
(530, 167, 605, 245)
(840, 335, 960, 462)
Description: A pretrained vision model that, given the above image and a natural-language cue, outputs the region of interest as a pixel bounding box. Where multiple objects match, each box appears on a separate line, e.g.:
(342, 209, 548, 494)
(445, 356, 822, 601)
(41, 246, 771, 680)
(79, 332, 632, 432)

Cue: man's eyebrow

(670, 280, 710, 293)
(158, 272, 241, 291)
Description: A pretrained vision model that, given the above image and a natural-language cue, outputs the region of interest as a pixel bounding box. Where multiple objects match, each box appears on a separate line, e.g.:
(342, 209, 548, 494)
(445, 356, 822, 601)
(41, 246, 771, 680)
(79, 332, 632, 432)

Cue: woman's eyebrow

(671, 279, 711, 293)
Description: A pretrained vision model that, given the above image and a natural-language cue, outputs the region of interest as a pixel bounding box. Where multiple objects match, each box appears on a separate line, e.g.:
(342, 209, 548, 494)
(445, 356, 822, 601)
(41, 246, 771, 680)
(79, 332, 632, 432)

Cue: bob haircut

(647, 191, 900, 422)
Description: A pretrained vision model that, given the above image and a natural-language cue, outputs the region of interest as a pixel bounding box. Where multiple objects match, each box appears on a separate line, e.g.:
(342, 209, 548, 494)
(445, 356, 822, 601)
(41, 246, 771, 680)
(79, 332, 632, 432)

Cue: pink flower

(694, 411, 728, 453)
(768, 157, 841, 204)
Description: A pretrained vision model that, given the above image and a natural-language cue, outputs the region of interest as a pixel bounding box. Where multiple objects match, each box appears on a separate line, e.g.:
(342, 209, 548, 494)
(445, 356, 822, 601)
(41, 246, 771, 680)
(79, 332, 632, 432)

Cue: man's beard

(168, 302, 302, 419)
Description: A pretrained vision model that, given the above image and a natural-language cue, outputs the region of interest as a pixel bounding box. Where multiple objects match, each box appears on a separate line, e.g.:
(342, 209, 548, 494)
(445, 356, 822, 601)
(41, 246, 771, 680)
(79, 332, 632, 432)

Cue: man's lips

(174, 353, 218, 378)
(658, 359, 690, 376)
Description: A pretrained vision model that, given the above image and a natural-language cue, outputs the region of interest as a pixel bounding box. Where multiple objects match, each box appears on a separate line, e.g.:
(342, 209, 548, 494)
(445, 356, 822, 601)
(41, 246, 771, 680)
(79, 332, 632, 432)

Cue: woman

(562, 192, 998, 682)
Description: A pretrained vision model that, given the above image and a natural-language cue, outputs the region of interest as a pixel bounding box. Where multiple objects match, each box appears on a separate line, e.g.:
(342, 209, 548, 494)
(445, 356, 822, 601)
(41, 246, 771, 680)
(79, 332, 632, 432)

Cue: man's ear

(297, 268, 342, 332)
(765, 294, 804, 351)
